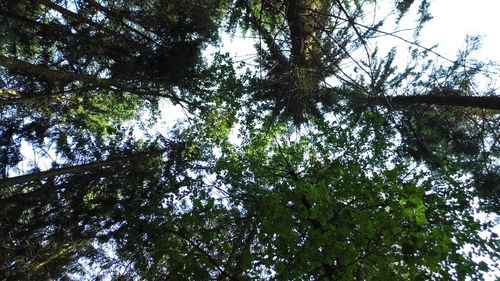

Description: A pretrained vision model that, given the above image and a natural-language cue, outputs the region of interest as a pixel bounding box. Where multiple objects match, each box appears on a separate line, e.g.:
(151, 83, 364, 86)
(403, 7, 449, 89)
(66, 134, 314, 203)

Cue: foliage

(0, 0, 499, 280)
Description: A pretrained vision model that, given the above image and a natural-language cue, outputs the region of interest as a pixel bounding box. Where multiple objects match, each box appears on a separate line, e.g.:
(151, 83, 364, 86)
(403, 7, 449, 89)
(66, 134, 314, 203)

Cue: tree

(1, 0, 499, 280)
(1, 1, 239, 276)
(227, 0, 499, 211)
(0, 0, 227, 174)
(106, 120, 498, 280)
(0, 139, 198, 279)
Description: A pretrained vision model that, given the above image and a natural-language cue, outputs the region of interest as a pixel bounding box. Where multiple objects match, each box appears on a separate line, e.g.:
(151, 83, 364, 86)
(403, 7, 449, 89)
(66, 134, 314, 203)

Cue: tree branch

(372, 94, 500, 111)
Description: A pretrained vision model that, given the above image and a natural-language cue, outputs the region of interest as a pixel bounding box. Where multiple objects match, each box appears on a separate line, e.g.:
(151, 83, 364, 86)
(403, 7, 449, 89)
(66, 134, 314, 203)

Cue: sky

(419, 0, 500, 63)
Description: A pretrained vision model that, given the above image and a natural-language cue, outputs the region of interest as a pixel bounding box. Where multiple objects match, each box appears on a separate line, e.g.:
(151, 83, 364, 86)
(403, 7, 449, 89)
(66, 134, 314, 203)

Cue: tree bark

(0, 55, 193, 106)
(0, 89, 20, 98)
(0, 150, 164, 188)
(372, 94, 500, 111)
(0, 55, 125, 89)
(286, 0, 320, 68)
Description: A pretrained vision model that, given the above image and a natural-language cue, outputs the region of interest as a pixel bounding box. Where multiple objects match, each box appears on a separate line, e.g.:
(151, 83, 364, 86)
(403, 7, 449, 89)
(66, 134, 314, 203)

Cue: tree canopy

(0, 0, 499, 280)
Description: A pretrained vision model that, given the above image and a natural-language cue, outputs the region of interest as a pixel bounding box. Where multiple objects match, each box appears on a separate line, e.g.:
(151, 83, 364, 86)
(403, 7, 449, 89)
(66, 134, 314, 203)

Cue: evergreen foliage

(0, 0, 498, 280)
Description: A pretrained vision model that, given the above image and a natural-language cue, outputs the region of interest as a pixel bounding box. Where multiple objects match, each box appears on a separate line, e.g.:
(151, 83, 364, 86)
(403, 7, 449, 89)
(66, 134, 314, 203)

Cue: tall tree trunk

(286, 0, 326, 98)
(0, 55, 124, 89)
(372, 94, 500, 111)
(0, 150, 164, 188)
(0, 55, 192, 105)
(287, 0, 320, 68)
(33, 240, 88, 272)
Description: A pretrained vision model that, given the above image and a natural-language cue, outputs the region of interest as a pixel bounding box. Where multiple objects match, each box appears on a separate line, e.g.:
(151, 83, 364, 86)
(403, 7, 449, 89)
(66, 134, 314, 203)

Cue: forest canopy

(0, 0, 499, 280)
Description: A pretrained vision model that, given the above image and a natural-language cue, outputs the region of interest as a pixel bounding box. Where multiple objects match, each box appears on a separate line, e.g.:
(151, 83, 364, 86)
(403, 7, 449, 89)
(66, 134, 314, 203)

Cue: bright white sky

(420, 0, 500, 62)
